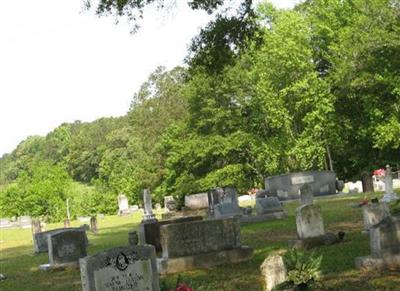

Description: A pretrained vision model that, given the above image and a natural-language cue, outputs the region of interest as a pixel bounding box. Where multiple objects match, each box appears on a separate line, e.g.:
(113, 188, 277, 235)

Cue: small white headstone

(296, 204, 325, 239)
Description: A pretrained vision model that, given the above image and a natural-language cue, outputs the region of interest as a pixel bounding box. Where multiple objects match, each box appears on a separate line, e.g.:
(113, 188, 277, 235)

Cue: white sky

(0, 0, 299, 156)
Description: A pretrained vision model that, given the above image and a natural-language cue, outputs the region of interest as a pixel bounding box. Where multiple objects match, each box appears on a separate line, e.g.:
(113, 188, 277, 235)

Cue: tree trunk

(361, 171, 374, 193)
(326, 145, 333, 171)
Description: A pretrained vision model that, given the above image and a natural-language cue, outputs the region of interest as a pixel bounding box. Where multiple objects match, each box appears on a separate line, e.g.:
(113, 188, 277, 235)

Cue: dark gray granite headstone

(255, 197, 283, 215)
(160, 217, 241, 258)
(48, 229, 87, 265)
(34, 227, 85, 253)
(79, 245, 160, 291)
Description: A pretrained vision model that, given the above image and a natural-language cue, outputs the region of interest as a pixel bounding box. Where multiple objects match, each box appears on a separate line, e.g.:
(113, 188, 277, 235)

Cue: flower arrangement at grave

(373, 168, 385, 181)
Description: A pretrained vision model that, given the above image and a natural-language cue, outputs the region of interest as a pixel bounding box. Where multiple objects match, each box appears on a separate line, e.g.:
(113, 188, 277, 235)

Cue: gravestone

(260, 255, 287, 291)
(118, 194, 130, 215)
(184, 192, 209, 209)
(64, 219, 71, 227)
(356, 216, 400, 270)
(299, 183, 313, 205)
(255, 189, 269, 199)
(142, 189, 156, 222)
(164, 196, 176, 212)
(138, 216, 203, 253)
(346, 181, 363, 193)
(296, 204, 325, 239)
(19, 216, 32, 229)
(336, 180, 345, 193)
(157, 217, 253, 274)
(255, 197, 283, 215)
(80, 245, 160, 291)
(381, 165, 398, 202)
(209, 187, 242, 218)
(34, 227, 87, 253)
(31, 219, 42, 234)
(90, 216, 98, 234)
(362, 203, 390, 233)
(39, 228, 88, 270)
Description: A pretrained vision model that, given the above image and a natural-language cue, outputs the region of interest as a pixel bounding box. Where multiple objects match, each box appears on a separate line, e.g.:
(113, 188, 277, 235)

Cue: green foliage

(280, 248, 323, 290)
(0, 161, 72, 222)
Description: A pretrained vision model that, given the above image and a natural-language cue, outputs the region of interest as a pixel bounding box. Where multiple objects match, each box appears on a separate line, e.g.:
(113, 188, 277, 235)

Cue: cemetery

(1, 1, 399, 290)
(1, 181, 400, 290)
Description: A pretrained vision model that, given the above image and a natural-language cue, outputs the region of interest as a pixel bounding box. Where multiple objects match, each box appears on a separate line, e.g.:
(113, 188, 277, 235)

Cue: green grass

(1, 191, 400, 290)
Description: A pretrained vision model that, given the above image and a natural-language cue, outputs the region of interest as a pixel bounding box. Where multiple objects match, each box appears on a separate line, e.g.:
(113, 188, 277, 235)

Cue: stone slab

(80, 245, 159, 291)
(160, 217, 241, 258)
(184, 193, 209, 209)
(296, 204, 325, 239)
(255, 197, 283, 215)
(355, 255, 400, 271)
(34, 227, 85, 254)
(157, 246, 253, 275)
(48, 229, 87, 265)
(260, 255, 287, 291)
(240, 211, 287, 224)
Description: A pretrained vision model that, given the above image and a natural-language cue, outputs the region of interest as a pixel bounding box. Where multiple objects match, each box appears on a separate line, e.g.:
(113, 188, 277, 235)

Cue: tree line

(1, 0, 399, 221)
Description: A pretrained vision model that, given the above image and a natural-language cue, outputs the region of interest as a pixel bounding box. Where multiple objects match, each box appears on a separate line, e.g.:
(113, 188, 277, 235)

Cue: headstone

(34, 227, 88, 254)
(143, 189, 156, 221)
(362, 203, 390, 232)
(90, 216, 98, 234)
(260, 255, 287, 291)
(79, 245, 160, 291)
(381, 165, 398, 202)
(78, 216, 91, 223)
(128, 231, 139, 246)
(19, 216, 32, 229)
(98, 214, 105, 220)
(356, 216, 400, 270)
(43, 229, 87, 268)
(164, 196, 176, 212)
(296, 204, 325, 239)
(155, 203, 162, 211)
(299, 183, 313, 205)
(255, 197, 283, 215)
(157, 217, 253, 274)
(361, 172, 374, 193)
(118, 194, 130, 215)
(184, 192, 209, 209)
(31, 219, 42, 234)
(346, 181, 363, 193)
(214, 203, 242, 218)
(209, 187, 242, 218)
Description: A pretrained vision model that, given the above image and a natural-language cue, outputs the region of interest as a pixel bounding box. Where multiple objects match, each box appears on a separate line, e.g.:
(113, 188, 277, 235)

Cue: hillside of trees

(1, 0, 399, 221)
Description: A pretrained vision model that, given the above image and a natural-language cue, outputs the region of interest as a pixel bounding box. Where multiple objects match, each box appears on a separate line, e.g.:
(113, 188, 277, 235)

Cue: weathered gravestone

(118, 194, 130, 215)
(356, 216, 400, 270)
(90, 216, 98, 234)
(260, 254, 287, 291)
(184, 192, 209, 209)
(288, 204, 338, 249)
(142, 189, 156, 222)
(33, 227, 86, 254)
(299, 183, 313, 205)
(208, 187, 242, 218)
(296, 204, 325, 239)
(255, 197, 283, 215)
(164, 196, 177, 212)
(40, 228, 88, 270)
(381, 165, 398, 202)
(80, 245, 160, 291)
(31, 219, 42, 234)
(362, 202, 390, 233)
(157, 217, 253, 274)
(138, 216, 203, 253)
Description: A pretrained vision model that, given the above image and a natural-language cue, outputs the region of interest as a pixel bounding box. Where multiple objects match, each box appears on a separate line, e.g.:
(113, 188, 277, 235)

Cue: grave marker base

(355, 255, 400, 271)
(240, 211, 287, 224)
(157, 246, 253, 275)
(39, 262, 79, 271)
(288, 233, 338, 249)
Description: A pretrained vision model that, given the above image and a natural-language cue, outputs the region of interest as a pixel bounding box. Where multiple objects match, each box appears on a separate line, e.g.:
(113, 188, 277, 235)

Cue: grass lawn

(1, 191, 400, 291)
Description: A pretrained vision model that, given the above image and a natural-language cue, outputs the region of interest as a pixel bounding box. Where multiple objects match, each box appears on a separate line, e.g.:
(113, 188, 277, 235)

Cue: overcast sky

(0, 0, 299, 156)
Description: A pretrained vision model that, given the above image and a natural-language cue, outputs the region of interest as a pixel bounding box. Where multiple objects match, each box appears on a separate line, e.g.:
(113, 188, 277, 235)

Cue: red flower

(176, 283, 193, 291)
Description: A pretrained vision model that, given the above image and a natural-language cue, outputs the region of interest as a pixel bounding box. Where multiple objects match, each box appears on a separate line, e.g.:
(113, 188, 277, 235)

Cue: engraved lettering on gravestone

(94, 253, 153, 291)
(58, 244, 76, 257)
(291, 175, 314, 185)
